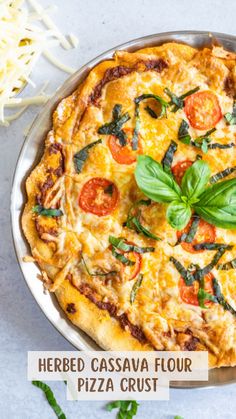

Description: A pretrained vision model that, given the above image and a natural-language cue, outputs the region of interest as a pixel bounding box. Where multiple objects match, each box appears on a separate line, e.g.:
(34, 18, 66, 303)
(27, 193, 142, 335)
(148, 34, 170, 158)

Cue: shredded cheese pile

(0, 0, 79, 126)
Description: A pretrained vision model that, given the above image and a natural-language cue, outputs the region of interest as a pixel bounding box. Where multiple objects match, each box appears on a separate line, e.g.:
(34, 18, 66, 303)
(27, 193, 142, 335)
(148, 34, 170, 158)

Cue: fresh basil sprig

(135, 155, 236, 230)
(98, 104, 130, 146)
(32, 381, 66, 419)
(225, 101, 236, 125)
(73, 139, 102, 173)
(32, 205, 63, 217)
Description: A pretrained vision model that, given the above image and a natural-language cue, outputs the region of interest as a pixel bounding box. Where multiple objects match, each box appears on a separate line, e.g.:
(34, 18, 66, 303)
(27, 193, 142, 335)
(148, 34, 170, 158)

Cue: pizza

(22, 41, 236, 367)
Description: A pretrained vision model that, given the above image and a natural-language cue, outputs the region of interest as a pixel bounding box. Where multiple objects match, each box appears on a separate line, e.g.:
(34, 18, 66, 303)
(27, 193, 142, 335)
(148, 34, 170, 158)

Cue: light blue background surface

(1, 0, 236, 417)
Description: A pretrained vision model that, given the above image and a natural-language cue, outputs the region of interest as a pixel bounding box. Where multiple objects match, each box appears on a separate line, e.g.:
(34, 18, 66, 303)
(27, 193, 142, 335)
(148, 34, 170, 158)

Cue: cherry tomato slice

(79, 178, 119, 216)
(177, 218, 216, 253)
(172, 160, 193, 185)
(179, 272, 214, 306)
(184, 90, 222, 130)
(116, 241, 142, 281)
(108, 128, 143, 165)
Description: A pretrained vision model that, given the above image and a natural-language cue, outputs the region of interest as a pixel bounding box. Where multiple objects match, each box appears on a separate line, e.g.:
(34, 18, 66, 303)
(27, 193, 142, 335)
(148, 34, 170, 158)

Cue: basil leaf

(128, 215, 162, 241)
(73, 139, 102, 173)
(135, 155, 181, 203)
(213, 277, 236, 316)
(197, 288, 217, 309)
(145, 106, 157, 118)
(130, 274, 143, 304)
(132, 94, 168, 150)
(81, 255, 117, 276)
(98, 104, 130, 146)
(161, 140, 178, 175)
(208, 142, 235, 150)
(210, 167, 236, 184)
(32, 381, 66, 419)
(166, 201, 191, 230)
(185, 215, 200, 243)
(109, 236, 154, 254)
(164, 86, 199, 112)
(225, 101, 236, 125)
(181, 160, 211, 201)
(193, 243, 232, 251)
(106, 400, 139, 419)
(32, 205, 63, 217)
(178, 120, 191, 145)
(194, 178, 236, 229)
(169, 256, 195, 285)
(112, 248, 135, 266)
(218, 258, 236, 270)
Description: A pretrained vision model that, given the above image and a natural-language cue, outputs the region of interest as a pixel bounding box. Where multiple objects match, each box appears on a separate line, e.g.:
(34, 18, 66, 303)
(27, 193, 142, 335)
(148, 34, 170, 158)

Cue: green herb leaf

(32, 381, 66, 419)
(132, 93, 168, 150)
(129, 216, 162, 241)
(112, 248, 135, 266)
(225, 101, 236, 125)
(213, 277, 236, 316)
(130, 274, 143, 304)
(145, 106, 158, 119)
(181, 160, 211, 201)
(164, 86, 199, 112)
(166, 201, 191, 230)
(193, 243, 232, 251)
(106, 400, 139, 419)
(197, 288, 217, 309)
(109, 236, 155, 254)
(73, 139, 102, 173)
(98, 104, 130, 146)
(194, 247, 228, 281)
(135, 155, 181, 203)
(185, 215, 200, 243)
(125, 200, 161, 241)
(81, 255, 117, 276)
(178, 120, 191, 144)
(193, 178, 236, 229)
(210, 167, 236, 184)
(32, 205, 63, 217)
(161, 140, 178, 175)
(208, 142, 235, 150)
(218, 258, 236, 270)
(169, 256, 195, 285)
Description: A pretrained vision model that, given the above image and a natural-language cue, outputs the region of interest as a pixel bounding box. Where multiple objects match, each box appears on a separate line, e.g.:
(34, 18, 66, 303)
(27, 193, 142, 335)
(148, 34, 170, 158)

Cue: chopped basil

(194, 247, 228, 281)
(81, 255, 117, 276)
(145, 105, 158, 118)
(178, 120, 191, 145)
(130, 274, 143, 304)
(184, 215, 200, 243)
(164, 86, 199, 112)
(217, 258, 236, 270)
(111, 248, 135, 266)
(197, 288, 217, 309)
(169, 256, 195, 285)
(213, 277, 236, 316)
(106, 400, 139, 418)
(32, 205, 63, 217)
(125, 199, 161, 241)
(32, 381, 66, 419)
(193, 243, 232, 251)
(98, 104, 130, 146)
(208, 142, 235, 150)
(104, 183, 114, 195)
(210, 167, 236, 184)
(73, 139, 102, 173)
(225, 101, 236, 125)
(132, 93, 169, 150)
(161, 140, 178, 175)
(109, 236, 155, 254)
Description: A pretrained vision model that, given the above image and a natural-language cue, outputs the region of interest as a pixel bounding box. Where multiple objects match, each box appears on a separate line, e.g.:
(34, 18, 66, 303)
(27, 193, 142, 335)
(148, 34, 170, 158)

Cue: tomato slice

(108, 128, 143, 165)
(177, 218, 216, 253)
(179, 272, 214, 306)
(184, 90, 222, 130)
(79, 178, 119, 216)
(121, 250, 142, 281)
(172, 160, 193, 185)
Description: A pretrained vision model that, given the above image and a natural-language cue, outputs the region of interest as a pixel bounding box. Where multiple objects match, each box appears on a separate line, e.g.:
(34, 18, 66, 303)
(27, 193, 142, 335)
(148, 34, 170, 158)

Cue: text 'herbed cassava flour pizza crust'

(22, 42, 236, 367)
